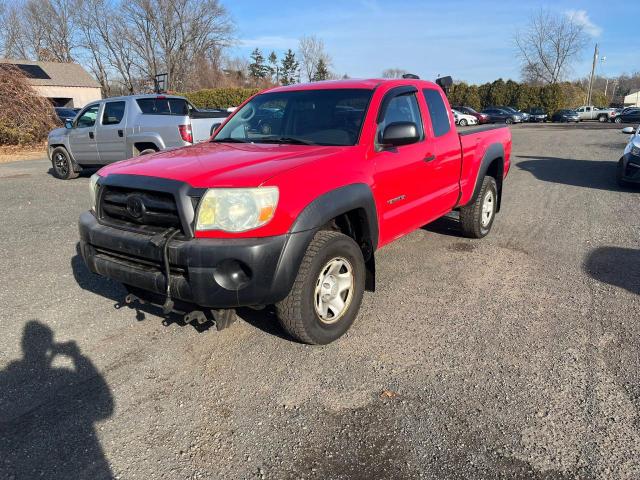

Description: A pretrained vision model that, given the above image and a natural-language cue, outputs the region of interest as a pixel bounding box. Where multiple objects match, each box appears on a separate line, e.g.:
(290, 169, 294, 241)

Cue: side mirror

(65, 119, 73, 129)
(381, 122, 419, 147)
(622, 127, 635, 134)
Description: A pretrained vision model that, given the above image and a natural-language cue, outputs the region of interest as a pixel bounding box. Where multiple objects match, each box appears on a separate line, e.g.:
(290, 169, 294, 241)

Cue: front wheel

(614, 117, 622, 124)
(598, 115, 607, 123)
(51, 147, 79, 180)
(459, 118, 468, 127)
(505, 118, 513, 124)
(276, 231, 365, 344)
(459, 176, 498, 238)
(617, 158, 630, 187)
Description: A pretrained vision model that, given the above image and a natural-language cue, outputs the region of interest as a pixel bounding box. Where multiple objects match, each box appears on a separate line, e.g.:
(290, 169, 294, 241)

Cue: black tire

(51, 147, 79, 180)
(459, 118, 468, 127)
(598, 115, 607, 123)
(617, 158, 630, 187)
(459, 176, 498, 239)
(138, 148, 157, 156)
(614, 117, 622, 124)
(505, 118, 513, 125)
(276, 231, 365, 345)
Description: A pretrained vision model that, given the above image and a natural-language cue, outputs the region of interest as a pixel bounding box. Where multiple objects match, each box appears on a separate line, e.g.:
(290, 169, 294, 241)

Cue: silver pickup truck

(48, 94, 229, 179)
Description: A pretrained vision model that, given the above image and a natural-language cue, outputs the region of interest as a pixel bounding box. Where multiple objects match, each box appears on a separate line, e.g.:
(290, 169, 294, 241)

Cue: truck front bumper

(78, 211, 312, 308)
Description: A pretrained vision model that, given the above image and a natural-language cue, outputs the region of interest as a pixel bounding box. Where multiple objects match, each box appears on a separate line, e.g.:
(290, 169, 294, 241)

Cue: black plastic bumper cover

(622, 153, 640, 183)
(78, 211, 314, 308)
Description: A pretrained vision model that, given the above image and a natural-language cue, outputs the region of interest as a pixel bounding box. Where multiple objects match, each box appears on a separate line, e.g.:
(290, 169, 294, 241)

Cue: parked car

(451, 109, 477, 126)
(452, 105, 490, 124)
(551, 109, 580, 123)
(48, 95, 230, 179)
(480, 107, 523, 124)
(575, 105, 615, 122)
(505, 107, 530, 122)
(617, 125, 640, 186)
(78, 77, 512, 344)
(525, 107, 548, 122)
(614, 108, 640, 124)
(54, 107, 80, 124)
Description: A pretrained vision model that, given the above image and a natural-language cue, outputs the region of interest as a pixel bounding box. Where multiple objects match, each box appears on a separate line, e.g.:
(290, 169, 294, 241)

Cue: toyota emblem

(126, 195, 145, 219)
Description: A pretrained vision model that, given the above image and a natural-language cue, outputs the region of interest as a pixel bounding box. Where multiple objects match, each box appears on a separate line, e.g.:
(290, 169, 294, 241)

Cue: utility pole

(586, 43, 598, 106)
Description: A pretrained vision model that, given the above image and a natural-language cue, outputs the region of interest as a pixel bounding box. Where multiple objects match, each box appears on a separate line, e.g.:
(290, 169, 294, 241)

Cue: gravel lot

(1, 123, 639, 479)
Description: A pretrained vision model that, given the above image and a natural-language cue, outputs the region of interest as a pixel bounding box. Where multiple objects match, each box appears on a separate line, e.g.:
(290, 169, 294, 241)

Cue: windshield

(214, 89, 372, 146)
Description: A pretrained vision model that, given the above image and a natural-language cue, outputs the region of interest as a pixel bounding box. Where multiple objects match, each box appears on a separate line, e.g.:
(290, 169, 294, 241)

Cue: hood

(98, 141, 349, 188)
(48, 127, 68, 138)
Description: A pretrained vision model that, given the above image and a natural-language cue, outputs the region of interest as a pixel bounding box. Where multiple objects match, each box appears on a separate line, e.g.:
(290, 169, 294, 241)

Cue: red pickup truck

(79, 78, 511, 344)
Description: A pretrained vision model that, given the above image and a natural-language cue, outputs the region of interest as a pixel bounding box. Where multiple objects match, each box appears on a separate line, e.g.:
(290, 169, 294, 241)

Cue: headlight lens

(196, 187, 279, 232)
(631, 145, 640, 156)
(89, 173, 100, 211)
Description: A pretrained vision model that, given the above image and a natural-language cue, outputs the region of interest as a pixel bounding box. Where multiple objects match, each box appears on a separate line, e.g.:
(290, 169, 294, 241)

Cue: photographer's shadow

(0, 321, 114, 479)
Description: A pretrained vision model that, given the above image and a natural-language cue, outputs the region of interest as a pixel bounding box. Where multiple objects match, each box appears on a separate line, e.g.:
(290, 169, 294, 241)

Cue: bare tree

(298, 35, 331, 82)
(515, 9, 588, 84)
(21, 0, 79, 62)
(381, 68, 408, 79)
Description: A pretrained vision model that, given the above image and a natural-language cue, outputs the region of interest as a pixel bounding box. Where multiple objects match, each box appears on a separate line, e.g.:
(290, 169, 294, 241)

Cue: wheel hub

(481, 191, 494, 227)
(314, 257, 354, 324)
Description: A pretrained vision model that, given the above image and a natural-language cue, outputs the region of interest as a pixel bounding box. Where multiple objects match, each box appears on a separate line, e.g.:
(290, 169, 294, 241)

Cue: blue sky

(227, 0, 638, 83)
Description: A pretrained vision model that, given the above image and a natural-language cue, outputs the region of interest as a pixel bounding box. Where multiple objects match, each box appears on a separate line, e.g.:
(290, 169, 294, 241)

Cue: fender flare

(467, 142, 505, 211)
(270, 183, 380, 298)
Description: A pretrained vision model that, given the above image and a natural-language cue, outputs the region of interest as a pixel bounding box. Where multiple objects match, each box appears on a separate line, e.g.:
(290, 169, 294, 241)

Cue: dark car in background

(54, 107, 80, 124)
(551, 109, 580, 123)
(525, 107, 548, 122)
(481, 107, 523, 124)
(616, 108, 640, 124)
(452, 105, 490, 124)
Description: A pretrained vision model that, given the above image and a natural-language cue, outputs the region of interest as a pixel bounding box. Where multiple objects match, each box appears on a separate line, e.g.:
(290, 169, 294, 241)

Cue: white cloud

(238, 36, 299, 50)
(566, 10, 602, 37)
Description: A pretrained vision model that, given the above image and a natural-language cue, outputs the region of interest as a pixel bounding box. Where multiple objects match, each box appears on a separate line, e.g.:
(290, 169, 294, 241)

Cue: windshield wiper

(211, 137, 249, 143)
(258, 136, 316, 145)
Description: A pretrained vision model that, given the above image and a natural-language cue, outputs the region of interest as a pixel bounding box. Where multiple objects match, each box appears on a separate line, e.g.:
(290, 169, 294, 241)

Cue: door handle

(89, 131, 94, 139)
(423, 154, 436, 162)
(118, 129, 124, 137)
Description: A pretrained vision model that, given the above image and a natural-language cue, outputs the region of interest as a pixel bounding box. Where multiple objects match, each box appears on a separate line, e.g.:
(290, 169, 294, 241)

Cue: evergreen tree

(280, 49, 299, 85)
(267, 51, 278, 83)
(311, 58, 330, 81)
(248, 48, 269, 81)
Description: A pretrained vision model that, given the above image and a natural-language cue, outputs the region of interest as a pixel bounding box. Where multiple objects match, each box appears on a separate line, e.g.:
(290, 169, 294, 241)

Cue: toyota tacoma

(79, 77, 512, 344)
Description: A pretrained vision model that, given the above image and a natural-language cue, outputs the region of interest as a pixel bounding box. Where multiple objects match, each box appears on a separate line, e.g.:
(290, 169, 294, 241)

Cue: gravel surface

(1, 123, 639, 479)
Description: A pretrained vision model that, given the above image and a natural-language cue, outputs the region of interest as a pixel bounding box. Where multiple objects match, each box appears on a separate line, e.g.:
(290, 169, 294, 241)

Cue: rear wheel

(459, 176, 497, 238)
(276, 231, 365, 344)
(138, 148, 157, 156)
(598, 115, 607, 123)
(51, 147, 79, 180)
(614, 117, 622, 124)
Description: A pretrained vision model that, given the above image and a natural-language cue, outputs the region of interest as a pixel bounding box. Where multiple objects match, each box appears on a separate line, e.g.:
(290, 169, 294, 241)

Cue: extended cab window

(102, 101, 126, 125)
(377, 92, 424, 144)
(75, 104, 99, 128)
(423, 89, 451, 137)
(136, 97, 190, 116)
(214, 89, 372, 146)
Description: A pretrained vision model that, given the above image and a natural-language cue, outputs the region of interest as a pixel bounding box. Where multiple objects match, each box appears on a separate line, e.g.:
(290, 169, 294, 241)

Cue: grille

(100, 186, 183, 234)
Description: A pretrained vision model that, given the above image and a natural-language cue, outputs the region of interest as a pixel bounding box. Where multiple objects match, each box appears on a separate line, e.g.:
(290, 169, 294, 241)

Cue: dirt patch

(0, 144, 46, 164)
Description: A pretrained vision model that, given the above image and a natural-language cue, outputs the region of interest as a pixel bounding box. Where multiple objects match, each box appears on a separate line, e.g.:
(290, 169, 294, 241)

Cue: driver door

(68, 103, 100, 164)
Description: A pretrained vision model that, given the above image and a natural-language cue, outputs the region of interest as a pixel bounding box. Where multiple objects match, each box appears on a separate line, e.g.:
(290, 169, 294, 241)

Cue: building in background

(623, 90, 640, 107)
(0, 59, 101, 108)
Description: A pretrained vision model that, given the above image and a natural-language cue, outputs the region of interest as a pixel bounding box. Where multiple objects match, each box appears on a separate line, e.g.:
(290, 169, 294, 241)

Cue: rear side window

(423, 89, 451, 137)
(102, 101, 126, 125)
(136, 98, 189, 116)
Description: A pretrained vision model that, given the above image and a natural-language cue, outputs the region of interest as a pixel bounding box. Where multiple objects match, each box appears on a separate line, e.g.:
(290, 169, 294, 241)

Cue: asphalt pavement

(0, 123, 639, 479)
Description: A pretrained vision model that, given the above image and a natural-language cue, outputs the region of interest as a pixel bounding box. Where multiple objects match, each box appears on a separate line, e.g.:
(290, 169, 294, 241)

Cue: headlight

(631, 145, 640, 156)
(195, 187, 279, 232)
(89, 173, 100, 211)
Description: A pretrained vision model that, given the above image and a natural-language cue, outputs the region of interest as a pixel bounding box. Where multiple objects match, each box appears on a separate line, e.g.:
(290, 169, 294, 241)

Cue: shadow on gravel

(236, 305, 293, 341)
(46, 167, 98, 179)
(584, 246, 640, 295)
(0, 321, 114, 479)
(421, 213, 463, 237)
(517, 156, 628, 191)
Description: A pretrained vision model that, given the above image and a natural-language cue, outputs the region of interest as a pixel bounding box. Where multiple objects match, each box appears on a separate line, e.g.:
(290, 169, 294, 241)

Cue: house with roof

(623, 90, 640, 107)
(0, 59, 101, 108)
